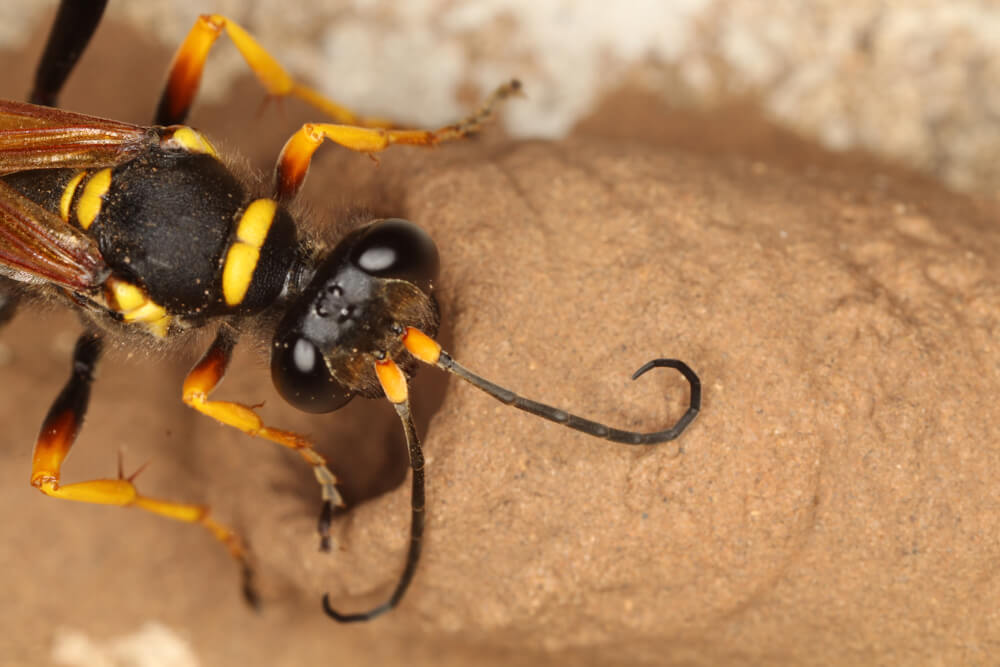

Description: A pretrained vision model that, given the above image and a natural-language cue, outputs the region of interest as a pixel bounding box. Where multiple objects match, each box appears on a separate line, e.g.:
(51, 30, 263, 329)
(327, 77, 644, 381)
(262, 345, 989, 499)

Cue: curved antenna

(323, 363, 425, 623)
(403, 327, 701, 445)
(441, 353, 700, 445)
(323, 331, 701, 623)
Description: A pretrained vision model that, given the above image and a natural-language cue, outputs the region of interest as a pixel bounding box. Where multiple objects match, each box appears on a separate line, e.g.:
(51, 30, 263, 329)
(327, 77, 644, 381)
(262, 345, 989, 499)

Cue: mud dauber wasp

(1, 0, 700, 622)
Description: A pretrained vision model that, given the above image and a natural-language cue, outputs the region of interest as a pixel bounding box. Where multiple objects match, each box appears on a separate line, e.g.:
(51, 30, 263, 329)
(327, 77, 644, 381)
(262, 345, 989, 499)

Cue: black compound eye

(350, 219, 439, 292)
(271, 335, 353, 413)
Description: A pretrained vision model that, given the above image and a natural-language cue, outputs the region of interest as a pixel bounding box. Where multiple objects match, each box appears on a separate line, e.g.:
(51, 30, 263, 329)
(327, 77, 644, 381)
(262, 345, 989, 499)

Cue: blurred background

(2, 0, 998, 195)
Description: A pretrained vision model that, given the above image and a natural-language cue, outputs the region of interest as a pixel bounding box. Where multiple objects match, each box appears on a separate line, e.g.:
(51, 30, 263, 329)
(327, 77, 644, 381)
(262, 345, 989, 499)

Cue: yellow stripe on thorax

(59, 171, 87, 222)
(222, 198, 278, 306)
(77, 168, 112, 229)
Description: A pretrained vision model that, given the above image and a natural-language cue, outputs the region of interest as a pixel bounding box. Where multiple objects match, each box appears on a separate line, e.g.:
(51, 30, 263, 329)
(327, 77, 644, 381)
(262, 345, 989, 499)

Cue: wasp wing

(0, 179, 108, 290)
(0, 100, 153, 290)
(0, 99, 152, 173)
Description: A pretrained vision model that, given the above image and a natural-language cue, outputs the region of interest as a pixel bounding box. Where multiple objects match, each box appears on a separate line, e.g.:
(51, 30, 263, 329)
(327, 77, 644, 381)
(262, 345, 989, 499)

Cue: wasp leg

(274, 79, 521, 200)
(182, 324, 345, 550)
(324, 358, 424, 622)
(30, 331, 258, 605)
(155, 13, 394, 127)
(30, 0, 109, 107)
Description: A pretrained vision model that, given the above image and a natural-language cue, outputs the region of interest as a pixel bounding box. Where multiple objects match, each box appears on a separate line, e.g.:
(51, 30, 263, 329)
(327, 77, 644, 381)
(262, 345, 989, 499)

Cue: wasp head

(271, 219, 440, 412)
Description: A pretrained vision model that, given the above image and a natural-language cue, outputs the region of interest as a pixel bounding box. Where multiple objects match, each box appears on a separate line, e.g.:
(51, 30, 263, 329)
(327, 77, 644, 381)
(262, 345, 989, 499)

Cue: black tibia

(324, 401, 425, 623)
(42, 331, 103, 433)
(440, 354, 702, 445)
(29, 0, 109, 107)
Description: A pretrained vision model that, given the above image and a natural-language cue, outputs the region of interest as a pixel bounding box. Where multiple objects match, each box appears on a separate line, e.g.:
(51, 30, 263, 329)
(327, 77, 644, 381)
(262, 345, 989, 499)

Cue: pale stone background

(2, 0, 1000, 195)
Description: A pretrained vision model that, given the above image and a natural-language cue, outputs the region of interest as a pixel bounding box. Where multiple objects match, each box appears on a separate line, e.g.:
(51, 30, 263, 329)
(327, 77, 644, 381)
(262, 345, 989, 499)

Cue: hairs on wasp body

(0, 0, 701, 622)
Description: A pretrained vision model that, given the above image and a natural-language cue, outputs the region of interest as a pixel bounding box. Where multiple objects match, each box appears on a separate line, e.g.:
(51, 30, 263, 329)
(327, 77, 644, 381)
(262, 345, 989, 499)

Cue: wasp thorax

(271, 219, 441, 412)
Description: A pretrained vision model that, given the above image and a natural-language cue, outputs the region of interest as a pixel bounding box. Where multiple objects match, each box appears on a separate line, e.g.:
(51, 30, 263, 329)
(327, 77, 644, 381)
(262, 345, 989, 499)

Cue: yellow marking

(77, 168, 112, 229)
(165, 126, 218, 156)
(59, 171, 87, 222)
(124, 301, 168, 324)
(236, 199, 277, 247)
(375, 359, 408, 404)
(108, 279, 146, 311)
(220, 198, 277, 306)
(403, 327, 442, 364)
(222, 243, 260, 306)
(105, 278, 172, 338)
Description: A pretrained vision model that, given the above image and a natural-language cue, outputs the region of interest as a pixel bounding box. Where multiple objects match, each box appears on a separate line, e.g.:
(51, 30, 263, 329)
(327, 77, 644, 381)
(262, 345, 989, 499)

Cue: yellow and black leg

(155, 13, 396, 127)
(152, 13, 520, 197)
(29, 0, 108, 107)
(30, 331, 258, 604)
(273, 78, 522, 200)
(182, 324, 345, 550)
(323, 357, 425, 623)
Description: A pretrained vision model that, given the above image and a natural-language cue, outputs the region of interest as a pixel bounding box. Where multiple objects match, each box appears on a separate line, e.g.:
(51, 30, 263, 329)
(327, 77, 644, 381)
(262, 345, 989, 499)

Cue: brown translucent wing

(0, 99, 153, 173)
(0, 100, 149, 289)
(0, 180, 108, 290)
